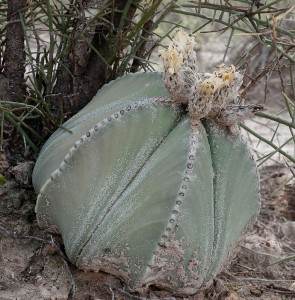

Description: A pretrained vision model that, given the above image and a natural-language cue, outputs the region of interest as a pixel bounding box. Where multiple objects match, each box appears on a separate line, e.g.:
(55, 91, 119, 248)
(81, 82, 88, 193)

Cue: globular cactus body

(33, 73, 259, 295)
(33, 31, 260, 295)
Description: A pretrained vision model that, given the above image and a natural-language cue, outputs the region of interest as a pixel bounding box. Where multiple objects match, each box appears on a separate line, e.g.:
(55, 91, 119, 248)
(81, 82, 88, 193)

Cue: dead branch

(2, 0, 27, 101)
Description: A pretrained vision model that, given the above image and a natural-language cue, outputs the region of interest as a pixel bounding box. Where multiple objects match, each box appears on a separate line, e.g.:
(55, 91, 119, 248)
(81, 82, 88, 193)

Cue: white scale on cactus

(33, 30, 261, 296)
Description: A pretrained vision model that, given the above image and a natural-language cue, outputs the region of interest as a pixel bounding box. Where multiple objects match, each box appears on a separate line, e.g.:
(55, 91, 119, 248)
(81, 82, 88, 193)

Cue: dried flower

(160, 30, 263, 131)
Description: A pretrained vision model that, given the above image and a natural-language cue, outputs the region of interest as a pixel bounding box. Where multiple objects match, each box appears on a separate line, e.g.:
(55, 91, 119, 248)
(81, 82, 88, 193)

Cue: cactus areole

(33, 31, 260, 295)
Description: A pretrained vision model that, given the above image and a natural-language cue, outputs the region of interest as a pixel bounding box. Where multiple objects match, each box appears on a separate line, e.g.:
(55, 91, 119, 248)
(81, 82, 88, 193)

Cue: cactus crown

(160, 30, 262, 130)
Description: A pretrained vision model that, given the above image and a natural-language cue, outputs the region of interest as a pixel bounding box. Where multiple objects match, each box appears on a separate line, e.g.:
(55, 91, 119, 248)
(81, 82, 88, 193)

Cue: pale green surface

(33, 72, 169, 193)
(203, 120, 260, 280)
(36, 103, 182, 260)
(77, 118, 192, 280)
(171, 125, 215, 287)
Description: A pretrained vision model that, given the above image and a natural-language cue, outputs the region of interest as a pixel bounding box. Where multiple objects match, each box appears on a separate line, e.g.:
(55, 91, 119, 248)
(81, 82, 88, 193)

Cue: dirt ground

(0, 152, 294, 300)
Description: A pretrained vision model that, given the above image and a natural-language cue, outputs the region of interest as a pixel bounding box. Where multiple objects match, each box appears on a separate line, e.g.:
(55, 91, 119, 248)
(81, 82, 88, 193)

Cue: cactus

(33, 31, 261, 295)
